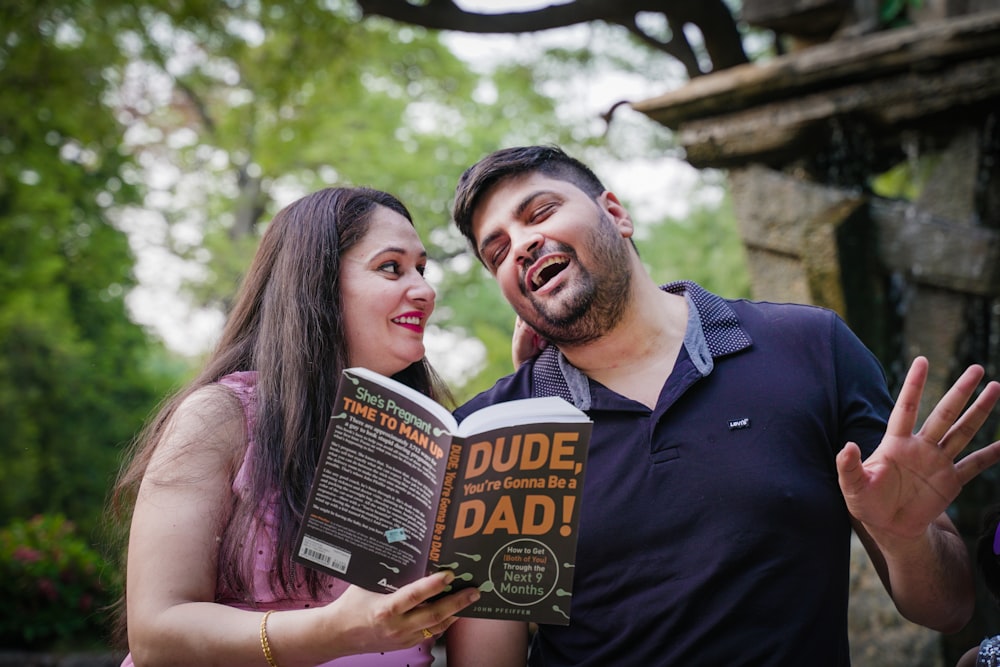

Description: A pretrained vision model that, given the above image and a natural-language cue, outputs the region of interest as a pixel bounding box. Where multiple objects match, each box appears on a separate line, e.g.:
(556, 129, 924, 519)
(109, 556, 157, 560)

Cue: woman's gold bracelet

(260, 609, 279, 667)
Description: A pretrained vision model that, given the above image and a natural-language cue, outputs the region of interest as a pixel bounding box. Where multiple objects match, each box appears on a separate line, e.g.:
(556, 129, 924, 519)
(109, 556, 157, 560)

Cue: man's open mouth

(529, 256, 569, 291)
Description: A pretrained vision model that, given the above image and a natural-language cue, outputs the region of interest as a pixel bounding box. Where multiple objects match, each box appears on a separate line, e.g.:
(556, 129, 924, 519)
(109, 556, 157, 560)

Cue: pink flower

(12, 546, 42, 563)
(37, 578, 58, 602)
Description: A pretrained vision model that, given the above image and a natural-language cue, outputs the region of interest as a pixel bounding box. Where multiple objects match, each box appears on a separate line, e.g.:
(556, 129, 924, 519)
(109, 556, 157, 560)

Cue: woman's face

(340, 205, 435, 376)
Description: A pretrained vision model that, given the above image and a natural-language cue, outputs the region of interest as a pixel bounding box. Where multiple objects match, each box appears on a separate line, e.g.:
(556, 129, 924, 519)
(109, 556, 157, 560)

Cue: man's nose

(514, 230, 543, 267)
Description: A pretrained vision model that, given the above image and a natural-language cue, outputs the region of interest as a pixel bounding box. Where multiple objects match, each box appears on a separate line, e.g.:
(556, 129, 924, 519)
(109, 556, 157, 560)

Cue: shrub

(0, 514, 120, 649)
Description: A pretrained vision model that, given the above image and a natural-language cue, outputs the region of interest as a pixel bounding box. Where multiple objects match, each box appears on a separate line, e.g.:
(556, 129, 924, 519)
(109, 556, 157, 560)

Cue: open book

(293, 367, 591, 625)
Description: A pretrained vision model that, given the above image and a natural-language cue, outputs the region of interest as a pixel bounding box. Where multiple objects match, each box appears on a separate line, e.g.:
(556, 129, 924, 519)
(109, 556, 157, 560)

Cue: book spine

(428, 442, 463, 568)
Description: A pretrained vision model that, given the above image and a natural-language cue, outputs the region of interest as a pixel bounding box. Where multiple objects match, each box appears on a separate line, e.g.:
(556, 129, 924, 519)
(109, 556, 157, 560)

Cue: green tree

(109, 1, 583, 393)
(636, 190, 751, 298)
(0, 0, 197, 538)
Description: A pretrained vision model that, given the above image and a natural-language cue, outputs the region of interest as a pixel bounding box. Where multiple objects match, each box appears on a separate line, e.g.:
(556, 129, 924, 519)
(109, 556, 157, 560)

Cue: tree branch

(356, 0, 748, 77)
(358, 0, 621, 33)
(621, 16, 703, 78)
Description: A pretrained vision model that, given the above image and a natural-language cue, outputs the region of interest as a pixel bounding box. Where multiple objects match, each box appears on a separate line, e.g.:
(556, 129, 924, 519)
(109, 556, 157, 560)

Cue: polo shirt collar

(530, 281, 753, 409)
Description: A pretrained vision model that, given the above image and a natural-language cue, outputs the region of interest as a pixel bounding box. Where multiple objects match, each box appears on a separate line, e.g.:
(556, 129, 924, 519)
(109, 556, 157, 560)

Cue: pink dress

(121, 371, 435, 667)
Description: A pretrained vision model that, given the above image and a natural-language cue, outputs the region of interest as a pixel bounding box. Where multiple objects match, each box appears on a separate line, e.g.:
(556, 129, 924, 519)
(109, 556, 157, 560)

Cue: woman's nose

(410, 273, 436, 305)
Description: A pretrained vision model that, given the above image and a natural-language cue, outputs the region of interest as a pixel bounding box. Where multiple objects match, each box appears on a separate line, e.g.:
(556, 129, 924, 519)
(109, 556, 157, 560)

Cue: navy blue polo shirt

(455, 282, 893, 667)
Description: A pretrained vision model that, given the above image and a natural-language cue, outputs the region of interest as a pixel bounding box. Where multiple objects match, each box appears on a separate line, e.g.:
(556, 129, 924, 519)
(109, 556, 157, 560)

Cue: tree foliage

(636, 190, 751, 298)
(0, 0, 195, 537)
(110, 0, 579, 390)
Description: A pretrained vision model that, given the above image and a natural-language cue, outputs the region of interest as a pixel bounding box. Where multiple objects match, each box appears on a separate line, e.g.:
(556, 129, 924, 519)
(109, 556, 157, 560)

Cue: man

(445, 145, 1000, 666)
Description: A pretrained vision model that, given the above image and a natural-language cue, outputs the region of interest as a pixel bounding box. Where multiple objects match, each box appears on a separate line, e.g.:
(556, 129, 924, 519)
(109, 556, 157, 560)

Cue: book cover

(293, 367, 591, 625)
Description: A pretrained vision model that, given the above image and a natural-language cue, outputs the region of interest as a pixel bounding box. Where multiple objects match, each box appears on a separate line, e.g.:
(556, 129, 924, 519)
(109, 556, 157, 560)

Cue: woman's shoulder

(179, 381, 247, 421)
(149, 382, 249, 479)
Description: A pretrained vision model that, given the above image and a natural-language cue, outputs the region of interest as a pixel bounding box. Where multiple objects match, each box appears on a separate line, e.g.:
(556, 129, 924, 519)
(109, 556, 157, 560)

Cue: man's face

(471, 172, 633, 345)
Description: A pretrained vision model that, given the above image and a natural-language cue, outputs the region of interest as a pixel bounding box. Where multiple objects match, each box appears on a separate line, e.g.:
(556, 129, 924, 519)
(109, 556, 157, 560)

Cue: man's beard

(519, 208, 632, 346)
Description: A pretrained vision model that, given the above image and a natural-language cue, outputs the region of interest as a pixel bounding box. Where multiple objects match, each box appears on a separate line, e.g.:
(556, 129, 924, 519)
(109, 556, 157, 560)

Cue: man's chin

(527, 317, 600, 348)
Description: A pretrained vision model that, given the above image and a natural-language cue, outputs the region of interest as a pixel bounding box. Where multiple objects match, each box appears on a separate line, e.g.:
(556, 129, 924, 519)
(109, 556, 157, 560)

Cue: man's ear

(599, 191, 634, 239)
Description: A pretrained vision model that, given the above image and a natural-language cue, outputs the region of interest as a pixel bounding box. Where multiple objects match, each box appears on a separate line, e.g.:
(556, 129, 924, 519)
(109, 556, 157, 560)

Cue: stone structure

(633, 9, 1000, 401)
(632, 4, 1000, 664)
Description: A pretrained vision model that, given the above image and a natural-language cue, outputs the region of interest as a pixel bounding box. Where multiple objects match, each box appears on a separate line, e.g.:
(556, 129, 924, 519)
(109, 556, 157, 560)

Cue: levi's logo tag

(728, 417, 751, 431)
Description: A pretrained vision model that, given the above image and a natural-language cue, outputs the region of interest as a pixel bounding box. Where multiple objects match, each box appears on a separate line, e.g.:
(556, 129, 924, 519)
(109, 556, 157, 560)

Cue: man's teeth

(532, 257, 567, 288)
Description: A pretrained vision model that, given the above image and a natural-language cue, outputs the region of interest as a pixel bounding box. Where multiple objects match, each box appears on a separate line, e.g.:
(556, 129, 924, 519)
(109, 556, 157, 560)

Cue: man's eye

(530, 203, 556, 223)
(488, 246, 508, 272)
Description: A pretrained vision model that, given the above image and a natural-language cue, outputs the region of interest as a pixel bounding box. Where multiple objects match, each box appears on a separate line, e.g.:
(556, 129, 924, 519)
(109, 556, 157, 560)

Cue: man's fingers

(939, 380, 1000, 459)
(916, 364, 986, 446)
(885, 356, 929, 438)
(836, 441, 865, 494)
(955, 440, 1000, 485)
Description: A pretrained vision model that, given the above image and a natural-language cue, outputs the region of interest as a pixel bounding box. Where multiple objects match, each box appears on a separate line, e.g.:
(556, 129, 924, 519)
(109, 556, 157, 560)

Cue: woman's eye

(416, 263, 427, 276)
(378, 261, 401, 275)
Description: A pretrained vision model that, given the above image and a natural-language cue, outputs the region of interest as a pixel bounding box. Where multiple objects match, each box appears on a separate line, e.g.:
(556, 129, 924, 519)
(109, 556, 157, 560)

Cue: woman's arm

(125, 385, 479, 666)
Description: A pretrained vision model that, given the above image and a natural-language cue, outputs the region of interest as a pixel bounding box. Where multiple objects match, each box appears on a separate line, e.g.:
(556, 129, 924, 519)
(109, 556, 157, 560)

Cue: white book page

(456, 396, 589, 437)
(344, 366, 459, 432)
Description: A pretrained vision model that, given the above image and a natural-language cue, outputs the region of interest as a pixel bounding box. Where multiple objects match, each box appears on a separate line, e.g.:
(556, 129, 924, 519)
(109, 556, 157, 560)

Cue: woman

(109, 187, 481, 666)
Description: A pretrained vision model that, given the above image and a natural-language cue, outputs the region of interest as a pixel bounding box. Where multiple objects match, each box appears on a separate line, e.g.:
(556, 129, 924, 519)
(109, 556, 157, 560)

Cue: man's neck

(558, 281, 688, 408)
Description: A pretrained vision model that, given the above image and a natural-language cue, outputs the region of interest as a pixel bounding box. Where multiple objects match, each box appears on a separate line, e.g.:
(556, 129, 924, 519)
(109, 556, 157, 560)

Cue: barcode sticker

(299, 536, 351, 573)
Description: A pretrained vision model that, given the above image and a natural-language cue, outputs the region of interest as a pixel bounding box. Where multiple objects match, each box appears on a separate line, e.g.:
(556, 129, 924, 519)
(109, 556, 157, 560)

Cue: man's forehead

(476, 173, 572, 216)
(471, 175, 543, 237)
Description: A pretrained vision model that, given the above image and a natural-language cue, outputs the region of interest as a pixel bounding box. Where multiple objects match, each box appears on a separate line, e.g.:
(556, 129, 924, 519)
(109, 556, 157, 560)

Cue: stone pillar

(728, 164, 863, 313)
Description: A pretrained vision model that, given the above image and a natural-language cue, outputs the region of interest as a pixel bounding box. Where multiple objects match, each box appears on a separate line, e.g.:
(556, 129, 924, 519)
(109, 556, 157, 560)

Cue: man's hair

(452, 145, 607, 257)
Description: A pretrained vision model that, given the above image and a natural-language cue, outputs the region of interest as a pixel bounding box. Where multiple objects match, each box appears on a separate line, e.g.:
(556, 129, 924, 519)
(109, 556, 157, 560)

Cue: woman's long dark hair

(108, 187, 451, 645)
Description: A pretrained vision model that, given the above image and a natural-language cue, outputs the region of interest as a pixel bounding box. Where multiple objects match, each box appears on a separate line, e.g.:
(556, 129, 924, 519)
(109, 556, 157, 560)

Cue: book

(293, 366, 591, 625)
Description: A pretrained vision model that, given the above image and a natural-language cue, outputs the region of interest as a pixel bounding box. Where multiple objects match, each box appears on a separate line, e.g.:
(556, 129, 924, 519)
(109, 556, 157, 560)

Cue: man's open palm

(837, 356, 1000, 540)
